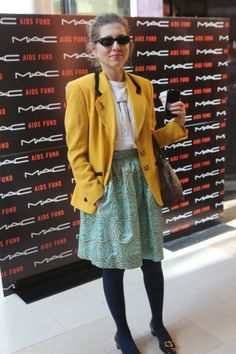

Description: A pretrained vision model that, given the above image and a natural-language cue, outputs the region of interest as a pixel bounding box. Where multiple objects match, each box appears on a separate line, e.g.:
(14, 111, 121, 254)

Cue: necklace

(117, 90, 131, 122)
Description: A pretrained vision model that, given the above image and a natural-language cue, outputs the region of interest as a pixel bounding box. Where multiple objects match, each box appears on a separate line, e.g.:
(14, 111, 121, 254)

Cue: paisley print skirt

(78, 149, 164, 269)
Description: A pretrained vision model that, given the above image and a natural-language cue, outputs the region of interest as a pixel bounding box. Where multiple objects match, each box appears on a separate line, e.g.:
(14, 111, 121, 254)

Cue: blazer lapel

(125, 72, 147, 138)
(95, 71, 116, 145)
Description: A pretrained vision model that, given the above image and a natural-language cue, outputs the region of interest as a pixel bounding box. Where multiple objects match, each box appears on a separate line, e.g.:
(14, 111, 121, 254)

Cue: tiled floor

(1, 200, 236, 354)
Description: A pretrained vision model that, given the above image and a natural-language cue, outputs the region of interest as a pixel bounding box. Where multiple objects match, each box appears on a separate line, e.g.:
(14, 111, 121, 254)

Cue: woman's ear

(86, 42, 100, 69)
(87, 41, 95, 55)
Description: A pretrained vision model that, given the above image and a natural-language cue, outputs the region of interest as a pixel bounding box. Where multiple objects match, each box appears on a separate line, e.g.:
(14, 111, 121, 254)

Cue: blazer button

(139, 149, 145, 155)
(144, 165, 149, 171)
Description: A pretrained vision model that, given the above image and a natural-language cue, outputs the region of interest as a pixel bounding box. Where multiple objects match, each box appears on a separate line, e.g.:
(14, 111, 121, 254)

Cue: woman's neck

(103, 68, 125, 82)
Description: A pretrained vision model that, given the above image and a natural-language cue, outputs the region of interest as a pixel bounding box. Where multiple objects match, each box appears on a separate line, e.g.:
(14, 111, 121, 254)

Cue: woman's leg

(102, 268, 140, 354)
(141, 259, 172, 342)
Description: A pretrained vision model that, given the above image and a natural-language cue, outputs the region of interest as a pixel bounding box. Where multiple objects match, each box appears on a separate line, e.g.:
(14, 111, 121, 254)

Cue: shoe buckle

(163, 340, 174, 348)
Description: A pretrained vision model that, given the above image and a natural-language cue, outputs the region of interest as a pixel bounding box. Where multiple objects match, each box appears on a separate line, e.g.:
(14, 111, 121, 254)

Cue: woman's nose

(112, 40, 120, 49)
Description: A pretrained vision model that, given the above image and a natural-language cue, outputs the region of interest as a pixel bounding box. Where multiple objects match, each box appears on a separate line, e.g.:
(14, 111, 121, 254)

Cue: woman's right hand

(95, 199, 102, 208)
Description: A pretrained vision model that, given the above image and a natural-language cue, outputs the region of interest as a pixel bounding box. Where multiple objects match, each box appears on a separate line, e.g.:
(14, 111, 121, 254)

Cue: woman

(65, 13, 186, 354)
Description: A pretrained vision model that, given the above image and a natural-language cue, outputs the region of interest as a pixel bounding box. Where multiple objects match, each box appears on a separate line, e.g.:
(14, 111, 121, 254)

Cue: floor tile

(207, 337, 236, 354)
(209, 233, 236, 257)
(17, 315, 140, 354)
(0, 301, 64, 353)
(189, 296, 236, 343)
(168, 319, 223, 354)
(35, 285, 110, 331)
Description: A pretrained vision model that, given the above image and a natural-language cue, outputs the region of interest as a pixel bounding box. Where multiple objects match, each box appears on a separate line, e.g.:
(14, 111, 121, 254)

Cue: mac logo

(137, 50, 169, 57)
(197, 21, 224, 28)
(15, 70, 60, 79)
(136, 20, 170, 27)
(34, 250, 73, 267)
(12, 36, 57, 43)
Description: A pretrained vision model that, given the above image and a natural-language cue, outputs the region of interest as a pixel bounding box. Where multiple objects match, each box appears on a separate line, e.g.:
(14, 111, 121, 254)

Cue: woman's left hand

(169, 101, 186, 126)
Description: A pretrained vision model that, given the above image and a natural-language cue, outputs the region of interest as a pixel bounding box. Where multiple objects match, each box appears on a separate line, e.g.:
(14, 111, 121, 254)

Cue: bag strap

(152, 135, 167, 160)
(95, 70, 102, 97)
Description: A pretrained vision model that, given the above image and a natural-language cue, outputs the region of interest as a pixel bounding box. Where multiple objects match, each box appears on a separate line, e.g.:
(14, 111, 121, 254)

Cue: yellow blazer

(64, 71, 187, 214)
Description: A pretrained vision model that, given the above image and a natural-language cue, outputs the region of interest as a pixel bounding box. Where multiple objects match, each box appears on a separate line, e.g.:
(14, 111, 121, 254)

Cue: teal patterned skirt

(78, 149, 164, 269)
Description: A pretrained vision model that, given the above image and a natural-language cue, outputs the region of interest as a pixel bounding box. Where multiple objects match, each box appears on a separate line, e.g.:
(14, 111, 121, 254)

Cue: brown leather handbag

(152, 137, 185, 207)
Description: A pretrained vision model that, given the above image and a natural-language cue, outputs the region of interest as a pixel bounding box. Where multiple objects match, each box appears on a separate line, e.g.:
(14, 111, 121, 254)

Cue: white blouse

(109, 80, 137, 151)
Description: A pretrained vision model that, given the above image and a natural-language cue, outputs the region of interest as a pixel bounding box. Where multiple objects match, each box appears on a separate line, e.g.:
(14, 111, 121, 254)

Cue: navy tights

(102, 267, 139, 354)
(102, 260, 171, 354)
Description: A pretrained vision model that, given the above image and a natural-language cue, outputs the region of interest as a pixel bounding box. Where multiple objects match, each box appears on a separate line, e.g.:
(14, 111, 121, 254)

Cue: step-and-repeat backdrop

(0, 14, 229, 296)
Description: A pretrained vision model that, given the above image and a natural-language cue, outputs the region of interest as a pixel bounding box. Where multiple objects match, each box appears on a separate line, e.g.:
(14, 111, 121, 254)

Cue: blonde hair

(88, 13, 129, 43)
(86, 13, 133, 69)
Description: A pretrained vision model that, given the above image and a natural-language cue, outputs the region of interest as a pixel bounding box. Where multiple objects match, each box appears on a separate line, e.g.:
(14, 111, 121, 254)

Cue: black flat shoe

(150, 321, 176, 354)
(114, 333, 143, 354)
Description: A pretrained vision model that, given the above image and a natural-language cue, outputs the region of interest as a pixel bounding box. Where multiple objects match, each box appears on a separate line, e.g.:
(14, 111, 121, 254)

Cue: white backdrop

(0, 0, 53, 14)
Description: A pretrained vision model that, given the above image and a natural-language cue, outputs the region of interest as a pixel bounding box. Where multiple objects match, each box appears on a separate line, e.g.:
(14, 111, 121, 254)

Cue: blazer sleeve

(64, 80, 104, 207)
(153, 119, 188, 148)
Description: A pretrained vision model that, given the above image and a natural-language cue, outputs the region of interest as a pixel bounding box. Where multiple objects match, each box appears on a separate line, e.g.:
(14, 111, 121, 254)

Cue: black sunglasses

(94, 35, 131, 47)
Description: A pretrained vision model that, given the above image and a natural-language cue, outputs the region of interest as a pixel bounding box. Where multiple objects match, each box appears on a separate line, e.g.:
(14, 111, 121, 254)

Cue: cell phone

(165, 89, 181, 117)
